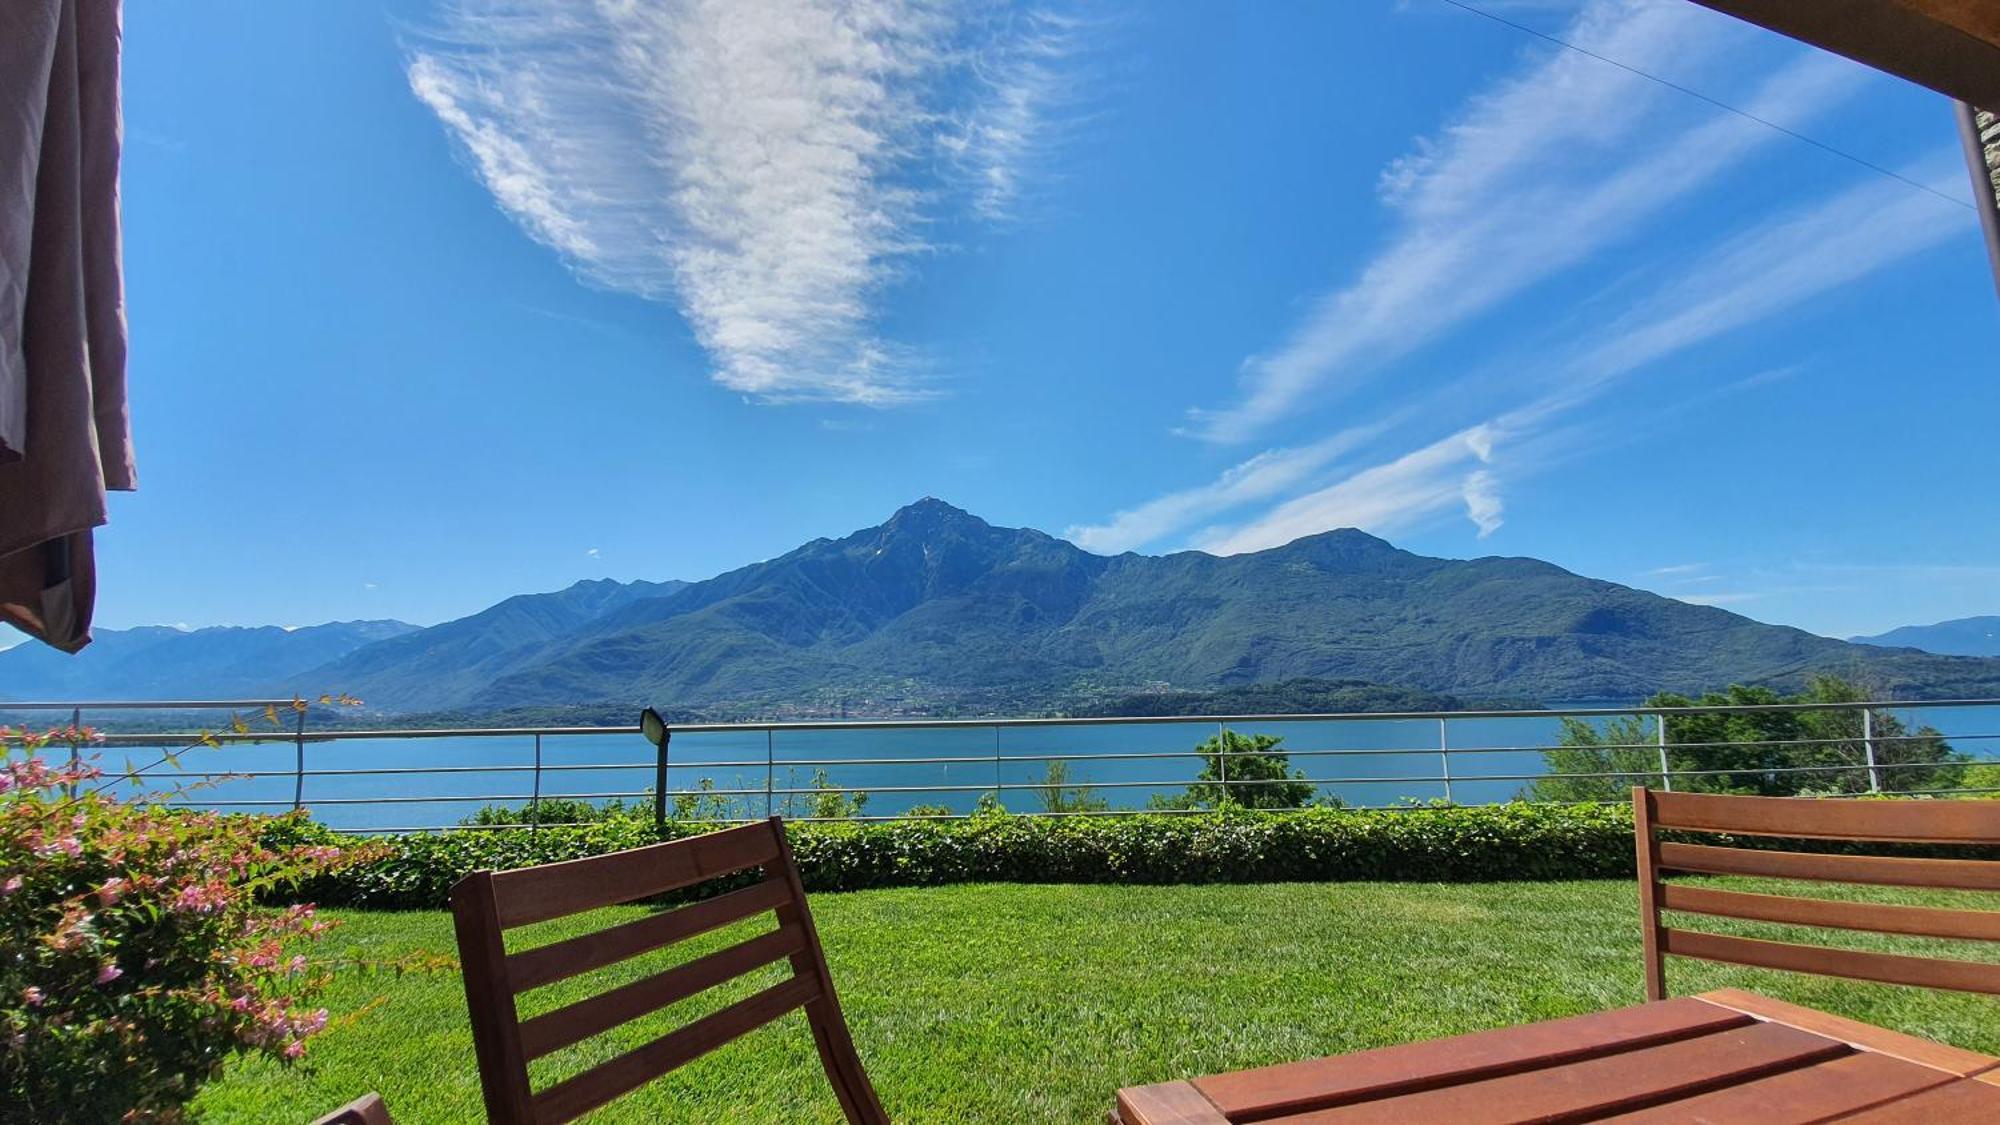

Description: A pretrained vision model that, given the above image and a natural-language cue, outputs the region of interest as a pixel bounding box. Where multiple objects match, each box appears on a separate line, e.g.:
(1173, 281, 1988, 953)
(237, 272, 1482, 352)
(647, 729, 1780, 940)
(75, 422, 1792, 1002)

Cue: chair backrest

(311, 1092, 392, 1125)
(1632, 787, 2000, 1001)
(449, 817, 888, 1124)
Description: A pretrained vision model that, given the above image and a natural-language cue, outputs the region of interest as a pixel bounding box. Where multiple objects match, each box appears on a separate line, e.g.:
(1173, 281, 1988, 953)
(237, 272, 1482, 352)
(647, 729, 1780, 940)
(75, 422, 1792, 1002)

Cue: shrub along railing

(1, 696, 1996, 833)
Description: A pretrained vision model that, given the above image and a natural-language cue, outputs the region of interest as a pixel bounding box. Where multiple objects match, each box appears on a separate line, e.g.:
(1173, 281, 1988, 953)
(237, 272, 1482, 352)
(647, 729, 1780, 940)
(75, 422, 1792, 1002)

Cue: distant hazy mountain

(15, 502, 1999, 714)
(1851, 616, 2000, 658)
(0, 620, 416, 700)
(311, 499, 2000, 712)
(302, 578, 686, 710)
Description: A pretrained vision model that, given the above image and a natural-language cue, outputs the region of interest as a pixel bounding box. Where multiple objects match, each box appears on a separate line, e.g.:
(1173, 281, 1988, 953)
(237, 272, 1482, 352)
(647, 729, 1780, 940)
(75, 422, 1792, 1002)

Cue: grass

(195, 880, 2000, 1123)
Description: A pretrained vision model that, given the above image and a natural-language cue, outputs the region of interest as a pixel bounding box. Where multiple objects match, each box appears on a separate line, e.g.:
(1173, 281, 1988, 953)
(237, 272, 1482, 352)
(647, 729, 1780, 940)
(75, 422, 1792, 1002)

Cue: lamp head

(639, 707, 668, 747)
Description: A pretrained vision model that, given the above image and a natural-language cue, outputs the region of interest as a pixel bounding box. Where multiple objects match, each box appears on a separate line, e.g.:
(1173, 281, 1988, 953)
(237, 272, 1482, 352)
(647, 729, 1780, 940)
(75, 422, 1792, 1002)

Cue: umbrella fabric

(0, 0, 132, 653)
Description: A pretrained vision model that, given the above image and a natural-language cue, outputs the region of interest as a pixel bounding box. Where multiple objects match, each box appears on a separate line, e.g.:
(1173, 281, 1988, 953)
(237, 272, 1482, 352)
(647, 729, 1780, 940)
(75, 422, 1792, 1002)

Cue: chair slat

(1657, 842, 2000, 891)
(1661, 928, 2000, 994)
(1660, 884, 2000, 943)
(1651, 790, 2000, 843)
(530, 974, 818, 1123)
(507, 876, 793, 993)
(518, 925, 809, 1060)
(490, 821, 781, 929)
(451, 817, 889, 1124)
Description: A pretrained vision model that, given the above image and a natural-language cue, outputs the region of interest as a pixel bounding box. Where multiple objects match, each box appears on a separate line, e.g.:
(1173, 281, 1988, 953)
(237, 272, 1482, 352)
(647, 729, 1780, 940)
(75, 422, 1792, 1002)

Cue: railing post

(991, 725, 1002, 812)
(1656, 712, 1672, 792)
(765, 728, 775, 818)
(529, 732, 543, 832)
(293, 705, 307, 811)
(1438, 717, 1453, 805)
(1862, 707, 1881, 794)
(652, 727, 671, 831)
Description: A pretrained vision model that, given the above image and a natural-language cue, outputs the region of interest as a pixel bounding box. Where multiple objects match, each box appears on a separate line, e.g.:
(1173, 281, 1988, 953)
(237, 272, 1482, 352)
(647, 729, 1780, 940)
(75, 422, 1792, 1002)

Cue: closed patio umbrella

(0, 0, 132, 653)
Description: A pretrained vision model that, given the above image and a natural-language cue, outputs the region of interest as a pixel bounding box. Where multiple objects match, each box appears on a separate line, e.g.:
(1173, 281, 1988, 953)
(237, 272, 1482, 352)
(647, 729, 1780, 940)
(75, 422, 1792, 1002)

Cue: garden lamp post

(641, 707, 670, 829)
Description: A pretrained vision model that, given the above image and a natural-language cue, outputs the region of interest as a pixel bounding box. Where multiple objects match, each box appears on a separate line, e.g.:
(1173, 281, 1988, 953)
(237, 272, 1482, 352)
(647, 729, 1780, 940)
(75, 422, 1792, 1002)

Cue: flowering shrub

(0, 724, 361, 1123)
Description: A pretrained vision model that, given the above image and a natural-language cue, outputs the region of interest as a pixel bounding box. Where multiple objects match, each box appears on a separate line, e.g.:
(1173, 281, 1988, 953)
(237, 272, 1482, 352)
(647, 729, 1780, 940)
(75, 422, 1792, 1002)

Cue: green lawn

(196, 881, 1999, 1123)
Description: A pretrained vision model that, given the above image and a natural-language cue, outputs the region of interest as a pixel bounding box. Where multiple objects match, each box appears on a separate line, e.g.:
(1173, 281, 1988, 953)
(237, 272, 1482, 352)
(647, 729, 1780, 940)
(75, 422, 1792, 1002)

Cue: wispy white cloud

(1163, 148, 1967, 555)
(1461, 469, 1504, 538)
(1562, 159, 1968, 394)
(585, 547, 600, 559)
(1641, 562, 1707, 578)
(1193, 425, 1502, 554)
(943, 5, 1102, 221)
(409, 1, 1098, 405)
(1064, 419, 1392, 553)
(1184, 0, 1868, 443)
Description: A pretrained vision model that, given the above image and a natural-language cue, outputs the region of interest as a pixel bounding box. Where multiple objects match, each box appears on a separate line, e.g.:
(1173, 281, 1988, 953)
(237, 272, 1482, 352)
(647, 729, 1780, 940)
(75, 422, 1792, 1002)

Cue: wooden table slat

(1828, 1076, 2000, 1122)
(1258, 1022, 1847, 1124)
(1190, 997, 1751, 1119)
(1695, 989, 2000, 1077)
(1114, 1082, 1229, 1125)
(1114, 991, 1994, 1125)
(1592, 1051, 1957, 1123)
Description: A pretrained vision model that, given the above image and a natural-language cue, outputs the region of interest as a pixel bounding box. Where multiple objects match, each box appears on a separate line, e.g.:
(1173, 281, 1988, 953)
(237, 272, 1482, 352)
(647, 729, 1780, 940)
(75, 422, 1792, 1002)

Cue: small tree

(787, 769, 868, 820)
(1528, 715, 1664, 802)
(1159, 731, 1317, 810)
(671, 778, 750, 822)
(1529, 675, 1965, 800)
(1034, 760, 1108, 814)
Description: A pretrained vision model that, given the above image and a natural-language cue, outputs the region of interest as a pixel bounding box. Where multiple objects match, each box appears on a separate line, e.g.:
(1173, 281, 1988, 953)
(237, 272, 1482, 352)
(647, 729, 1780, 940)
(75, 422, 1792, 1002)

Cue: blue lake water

(59, 703, 2000, 832)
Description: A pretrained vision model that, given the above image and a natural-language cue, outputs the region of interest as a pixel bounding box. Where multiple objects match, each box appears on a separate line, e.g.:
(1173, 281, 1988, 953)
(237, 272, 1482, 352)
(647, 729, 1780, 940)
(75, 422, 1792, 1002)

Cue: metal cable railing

(3, 697, 1996, 832)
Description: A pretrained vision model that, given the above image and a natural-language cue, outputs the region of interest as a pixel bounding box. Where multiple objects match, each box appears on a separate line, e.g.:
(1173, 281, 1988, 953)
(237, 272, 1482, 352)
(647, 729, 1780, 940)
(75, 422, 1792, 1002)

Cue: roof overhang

(1687, 1, 2000, 107)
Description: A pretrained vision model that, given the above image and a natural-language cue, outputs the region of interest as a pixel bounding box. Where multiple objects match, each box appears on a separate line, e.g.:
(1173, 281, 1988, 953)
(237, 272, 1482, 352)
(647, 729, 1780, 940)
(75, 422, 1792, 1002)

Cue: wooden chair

(449, 817, 889, 1124)
(1632, 787, 2000, 1000)
(310, 1092, 392, 1125)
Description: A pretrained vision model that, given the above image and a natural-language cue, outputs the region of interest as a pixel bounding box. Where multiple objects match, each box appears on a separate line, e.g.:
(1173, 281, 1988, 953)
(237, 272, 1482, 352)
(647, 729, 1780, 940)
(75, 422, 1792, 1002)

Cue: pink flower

(95, 962, 123, 985)
(1, 876, 21, 895)
(283, 1040, 306, 1060)
(171, 882, 226, 915)
(34, 835, 82, 858)
(21, 987, 43, 1007)
(95, 877, 126, 906)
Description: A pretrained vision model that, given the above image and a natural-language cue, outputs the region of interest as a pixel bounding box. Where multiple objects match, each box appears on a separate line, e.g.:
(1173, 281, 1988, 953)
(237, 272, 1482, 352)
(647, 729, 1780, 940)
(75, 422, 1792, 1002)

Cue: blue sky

(89, 0, 1997, 642)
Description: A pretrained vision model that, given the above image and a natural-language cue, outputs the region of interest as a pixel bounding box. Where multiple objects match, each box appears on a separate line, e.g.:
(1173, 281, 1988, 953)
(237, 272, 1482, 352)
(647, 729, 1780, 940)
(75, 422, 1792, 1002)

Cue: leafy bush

(0, 725, 363, 1123)
(458, 796, 636, 827)
(290, 802, 1638, 911)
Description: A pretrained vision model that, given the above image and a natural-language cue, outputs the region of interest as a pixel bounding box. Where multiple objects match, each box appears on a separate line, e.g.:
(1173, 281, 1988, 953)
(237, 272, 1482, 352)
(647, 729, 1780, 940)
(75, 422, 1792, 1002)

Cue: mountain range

(1851, 616, 2000, 658)
(0, 619, 417, 700)
(6, 500, 2000, 715)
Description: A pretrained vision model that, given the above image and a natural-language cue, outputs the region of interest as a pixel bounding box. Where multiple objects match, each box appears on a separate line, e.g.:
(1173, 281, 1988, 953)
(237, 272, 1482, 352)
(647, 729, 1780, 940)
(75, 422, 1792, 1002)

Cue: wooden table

(1113, 990, 2000, 1124)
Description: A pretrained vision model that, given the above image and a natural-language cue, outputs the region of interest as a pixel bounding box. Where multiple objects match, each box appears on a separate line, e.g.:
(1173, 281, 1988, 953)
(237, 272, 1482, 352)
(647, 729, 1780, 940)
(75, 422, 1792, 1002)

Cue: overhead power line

(1437, 0, 1974, 212)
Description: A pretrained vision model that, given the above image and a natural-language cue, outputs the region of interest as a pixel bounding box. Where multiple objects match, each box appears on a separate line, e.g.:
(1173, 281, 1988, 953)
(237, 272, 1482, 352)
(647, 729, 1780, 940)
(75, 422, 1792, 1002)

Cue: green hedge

(272, 803, 1638, 911)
